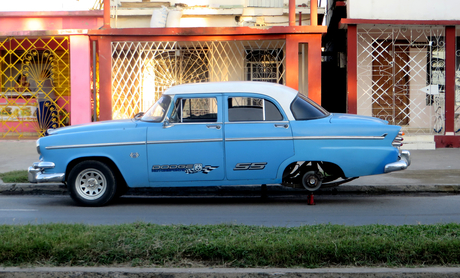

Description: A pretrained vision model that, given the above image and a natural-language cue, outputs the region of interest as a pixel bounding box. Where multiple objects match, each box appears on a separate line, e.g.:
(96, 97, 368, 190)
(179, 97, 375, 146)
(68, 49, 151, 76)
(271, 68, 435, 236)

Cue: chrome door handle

(275, 124, 289, 128)
(207, 125, 221, 130)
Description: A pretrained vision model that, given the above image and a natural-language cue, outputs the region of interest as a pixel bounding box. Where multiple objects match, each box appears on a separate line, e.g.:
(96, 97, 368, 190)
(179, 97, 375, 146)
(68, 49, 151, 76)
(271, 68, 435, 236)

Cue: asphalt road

(1, 194, 460, 226)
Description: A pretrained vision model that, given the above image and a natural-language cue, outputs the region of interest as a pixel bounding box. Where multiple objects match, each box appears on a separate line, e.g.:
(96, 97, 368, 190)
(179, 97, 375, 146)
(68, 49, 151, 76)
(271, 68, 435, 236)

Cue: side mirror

(134, 112, 144, 120)
(163, 117, 171, 128)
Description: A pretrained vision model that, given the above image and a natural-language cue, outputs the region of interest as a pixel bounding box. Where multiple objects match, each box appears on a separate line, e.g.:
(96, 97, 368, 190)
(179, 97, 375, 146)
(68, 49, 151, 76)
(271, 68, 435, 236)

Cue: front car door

(224, 94, 295, 181)
(147, 94, 224, 184)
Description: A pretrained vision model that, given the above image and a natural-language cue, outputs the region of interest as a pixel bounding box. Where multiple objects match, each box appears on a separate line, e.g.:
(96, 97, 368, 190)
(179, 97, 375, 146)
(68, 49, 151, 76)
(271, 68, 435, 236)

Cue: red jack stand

(307, 194, 315, 205)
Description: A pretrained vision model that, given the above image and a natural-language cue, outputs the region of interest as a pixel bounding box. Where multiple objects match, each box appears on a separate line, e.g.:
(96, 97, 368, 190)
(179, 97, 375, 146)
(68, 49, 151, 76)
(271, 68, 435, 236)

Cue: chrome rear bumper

(28, 162, 65, 183)
(384, 150, 411, 173)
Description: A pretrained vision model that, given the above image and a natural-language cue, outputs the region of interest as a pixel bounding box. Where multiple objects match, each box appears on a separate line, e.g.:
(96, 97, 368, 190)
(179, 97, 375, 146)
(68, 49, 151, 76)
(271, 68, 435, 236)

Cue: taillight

(392, 131, 404, 147)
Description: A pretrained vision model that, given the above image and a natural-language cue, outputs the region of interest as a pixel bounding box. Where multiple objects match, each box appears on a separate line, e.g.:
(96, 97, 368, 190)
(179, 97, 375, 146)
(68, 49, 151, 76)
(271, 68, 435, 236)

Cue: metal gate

(357, 26, 445, 134)
(0, 37, 70, 139)
(111, 40, 286, 119)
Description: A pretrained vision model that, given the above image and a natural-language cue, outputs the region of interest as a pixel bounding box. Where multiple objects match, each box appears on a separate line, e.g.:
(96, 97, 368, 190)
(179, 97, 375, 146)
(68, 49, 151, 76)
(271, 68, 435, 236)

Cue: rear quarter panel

(286, 118, 400, 178)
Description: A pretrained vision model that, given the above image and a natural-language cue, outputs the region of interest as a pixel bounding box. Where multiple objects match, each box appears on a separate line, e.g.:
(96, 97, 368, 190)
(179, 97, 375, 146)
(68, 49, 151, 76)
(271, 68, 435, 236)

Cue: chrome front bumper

(28, 162, 65, 183)
(384, 150, 411, 173)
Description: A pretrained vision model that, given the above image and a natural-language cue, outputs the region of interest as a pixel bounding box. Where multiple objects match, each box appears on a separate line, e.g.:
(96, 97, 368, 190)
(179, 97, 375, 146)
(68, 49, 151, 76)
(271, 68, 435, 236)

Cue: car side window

(170, 97, 218, 123)
(228, 97, 283, 122)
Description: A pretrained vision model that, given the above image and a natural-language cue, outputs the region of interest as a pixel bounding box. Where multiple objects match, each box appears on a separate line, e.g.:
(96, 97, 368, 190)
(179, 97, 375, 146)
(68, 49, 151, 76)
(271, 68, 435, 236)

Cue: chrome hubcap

(76, 168, 107, 200)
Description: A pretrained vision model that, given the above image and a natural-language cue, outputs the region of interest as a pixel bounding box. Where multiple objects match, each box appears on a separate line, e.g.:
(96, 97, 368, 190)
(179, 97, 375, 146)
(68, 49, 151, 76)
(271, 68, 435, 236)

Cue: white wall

(348, 0, 460, 21)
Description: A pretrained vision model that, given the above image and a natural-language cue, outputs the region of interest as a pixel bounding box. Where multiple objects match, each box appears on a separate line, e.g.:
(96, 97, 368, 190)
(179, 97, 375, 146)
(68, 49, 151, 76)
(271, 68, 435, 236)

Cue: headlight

(36, 139, 41, 155)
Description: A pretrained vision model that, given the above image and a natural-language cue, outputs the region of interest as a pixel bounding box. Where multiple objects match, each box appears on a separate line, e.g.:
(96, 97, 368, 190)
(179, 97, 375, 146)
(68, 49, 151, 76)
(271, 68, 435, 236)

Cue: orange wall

(0, 11, 103, 33)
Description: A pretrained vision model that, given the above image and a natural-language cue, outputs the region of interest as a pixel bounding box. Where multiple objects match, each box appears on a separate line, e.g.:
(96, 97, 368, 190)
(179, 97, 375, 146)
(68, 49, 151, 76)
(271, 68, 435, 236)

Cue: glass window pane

(171, 98, 217, 123)
(228, 97, 282, 121)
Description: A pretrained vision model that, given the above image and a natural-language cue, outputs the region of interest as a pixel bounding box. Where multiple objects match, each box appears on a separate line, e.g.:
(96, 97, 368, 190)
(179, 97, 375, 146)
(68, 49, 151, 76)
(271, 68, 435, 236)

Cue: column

(347, 24, 357, 114)
(70, 35, 92, 125)
(444, 26, 456, 135)
(98, 36, 113, 121)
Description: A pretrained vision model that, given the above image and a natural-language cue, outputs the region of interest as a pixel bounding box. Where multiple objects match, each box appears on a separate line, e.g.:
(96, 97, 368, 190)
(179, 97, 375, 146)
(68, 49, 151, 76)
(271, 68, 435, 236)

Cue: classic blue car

(28, 82, 410, 206)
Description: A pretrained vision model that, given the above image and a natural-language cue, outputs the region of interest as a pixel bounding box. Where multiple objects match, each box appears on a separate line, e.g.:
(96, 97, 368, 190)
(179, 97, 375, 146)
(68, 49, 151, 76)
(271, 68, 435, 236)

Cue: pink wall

(70, 35, 92, 125)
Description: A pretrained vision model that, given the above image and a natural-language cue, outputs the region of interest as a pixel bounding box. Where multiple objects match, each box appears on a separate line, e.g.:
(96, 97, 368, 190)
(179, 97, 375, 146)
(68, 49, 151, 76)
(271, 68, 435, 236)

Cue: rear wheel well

(282, 161, 345, 189)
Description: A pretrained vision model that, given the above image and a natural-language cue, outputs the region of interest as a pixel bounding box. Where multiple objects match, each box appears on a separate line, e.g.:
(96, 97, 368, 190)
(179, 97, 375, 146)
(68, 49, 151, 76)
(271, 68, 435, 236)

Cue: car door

(224, 94, 295, 181)
(147, 94, 225, 183)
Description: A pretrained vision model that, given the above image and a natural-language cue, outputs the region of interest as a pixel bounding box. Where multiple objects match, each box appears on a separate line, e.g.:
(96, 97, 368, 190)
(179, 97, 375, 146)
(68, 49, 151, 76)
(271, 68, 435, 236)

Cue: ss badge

(234, 162, 267, 170)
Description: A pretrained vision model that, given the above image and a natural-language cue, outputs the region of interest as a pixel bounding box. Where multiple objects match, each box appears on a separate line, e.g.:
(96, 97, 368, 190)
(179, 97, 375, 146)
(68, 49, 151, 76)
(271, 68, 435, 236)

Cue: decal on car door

(152, 163, 219, 174)
(234, 162, 267, 170)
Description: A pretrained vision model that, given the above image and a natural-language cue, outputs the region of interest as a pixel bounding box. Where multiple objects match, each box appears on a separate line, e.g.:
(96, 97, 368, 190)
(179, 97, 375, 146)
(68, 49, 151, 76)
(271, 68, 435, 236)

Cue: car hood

(329, 113, 388, 125)
(48, 119, 137, 135)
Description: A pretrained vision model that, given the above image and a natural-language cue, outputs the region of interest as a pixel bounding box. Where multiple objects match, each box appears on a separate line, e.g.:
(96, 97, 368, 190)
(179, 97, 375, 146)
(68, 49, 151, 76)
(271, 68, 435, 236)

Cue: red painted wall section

(286, 35, 299, 91)
(444, 26, 456, 134)
(434, 25, 459, 148)
(347, 24, 358, 114)
(286, 34, 322, 104)
(70, 35, 92, 125)
(0, 11, 103, 33)
(98, 37, 113, 121)
(308, 37, 322, 104)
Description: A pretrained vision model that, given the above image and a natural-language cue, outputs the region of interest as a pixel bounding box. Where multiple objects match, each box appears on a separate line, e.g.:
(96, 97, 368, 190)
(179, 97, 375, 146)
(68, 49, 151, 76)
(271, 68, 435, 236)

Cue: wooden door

(372, 42, 410, 125)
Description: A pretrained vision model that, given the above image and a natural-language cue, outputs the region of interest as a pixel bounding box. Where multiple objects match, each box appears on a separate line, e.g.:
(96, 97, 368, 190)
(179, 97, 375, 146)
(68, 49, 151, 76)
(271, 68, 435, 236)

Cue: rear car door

(224, 94, 295, 181)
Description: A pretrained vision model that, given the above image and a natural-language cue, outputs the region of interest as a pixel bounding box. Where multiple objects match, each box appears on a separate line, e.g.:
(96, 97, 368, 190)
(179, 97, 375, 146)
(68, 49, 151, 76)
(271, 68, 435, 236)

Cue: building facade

(0, 11, 102, 138)
(325, 0, 460, 148)
(0, 0, 326, 139)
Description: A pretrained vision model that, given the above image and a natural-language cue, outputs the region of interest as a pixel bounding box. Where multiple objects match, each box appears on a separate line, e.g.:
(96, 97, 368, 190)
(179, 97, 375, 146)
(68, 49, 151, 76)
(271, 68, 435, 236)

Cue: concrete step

(403, 134, 435, 150)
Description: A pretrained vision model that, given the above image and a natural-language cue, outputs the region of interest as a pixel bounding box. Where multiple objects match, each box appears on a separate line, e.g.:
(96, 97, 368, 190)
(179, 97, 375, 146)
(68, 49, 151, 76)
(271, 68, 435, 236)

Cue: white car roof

(164, 81, 299, 120)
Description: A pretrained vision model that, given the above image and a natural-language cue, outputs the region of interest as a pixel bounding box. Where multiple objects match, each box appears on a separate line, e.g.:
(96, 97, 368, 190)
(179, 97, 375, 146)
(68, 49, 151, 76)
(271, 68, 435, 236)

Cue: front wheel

(68, 160, 117, 206)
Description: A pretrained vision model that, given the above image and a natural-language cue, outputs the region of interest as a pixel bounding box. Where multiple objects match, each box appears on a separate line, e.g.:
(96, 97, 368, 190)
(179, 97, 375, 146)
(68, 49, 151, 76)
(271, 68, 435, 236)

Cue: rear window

(291, 93, 329, 120)
(228, 97, 283, 122)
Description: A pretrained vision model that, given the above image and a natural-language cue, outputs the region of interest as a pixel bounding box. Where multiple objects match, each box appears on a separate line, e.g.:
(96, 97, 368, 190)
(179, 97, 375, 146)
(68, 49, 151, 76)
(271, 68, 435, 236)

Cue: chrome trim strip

(294, 135, 386, 140)
(147, 138, 223, 144)
(226, 137, 291, 142)
(46, 141, 146, 150)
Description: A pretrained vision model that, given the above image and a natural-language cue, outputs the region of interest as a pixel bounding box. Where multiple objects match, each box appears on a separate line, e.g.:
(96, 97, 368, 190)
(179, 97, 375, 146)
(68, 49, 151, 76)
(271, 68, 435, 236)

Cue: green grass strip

(1, 223, 460, 267)
(0, 170, 28, 183)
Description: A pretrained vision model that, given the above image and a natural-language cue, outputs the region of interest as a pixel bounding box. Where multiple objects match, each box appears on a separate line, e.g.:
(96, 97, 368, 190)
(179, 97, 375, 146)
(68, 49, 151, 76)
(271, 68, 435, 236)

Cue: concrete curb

(323, 184, 460, 193)
(1, 267, 460, 278)
(0, 183, 67, 195)
(1, 183, 460, 196)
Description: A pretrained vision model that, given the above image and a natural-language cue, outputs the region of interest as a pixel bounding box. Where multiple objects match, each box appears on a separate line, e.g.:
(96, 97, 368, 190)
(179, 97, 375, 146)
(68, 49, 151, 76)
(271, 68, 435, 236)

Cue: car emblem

(130, 152, 140, 158)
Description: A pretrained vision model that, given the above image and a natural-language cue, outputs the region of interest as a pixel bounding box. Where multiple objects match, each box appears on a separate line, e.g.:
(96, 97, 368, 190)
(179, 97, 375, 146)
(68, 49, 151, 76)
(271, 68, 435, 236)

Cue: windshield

(141, 95, 171, 122)
(291, 93, 330, 120)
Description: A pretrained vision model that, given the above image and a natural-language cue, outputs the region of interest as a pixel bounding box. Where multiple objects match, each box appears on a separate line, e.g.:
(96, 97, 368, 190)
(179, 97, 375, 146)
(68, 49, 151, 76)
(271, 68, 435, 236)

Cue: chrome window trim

(293, 135, 386, 140)
(147, 138, 223, 144)
(46, 141, 146, 150)
(168, 122, 223, 126)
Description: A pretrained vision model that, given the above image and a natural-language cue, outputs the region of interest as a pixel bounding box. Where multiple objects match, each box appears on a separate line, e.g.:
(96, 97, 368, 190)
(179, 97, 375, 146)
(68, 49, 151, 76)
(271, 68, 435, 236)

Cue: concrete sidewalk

(1, 139, 460, 194)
